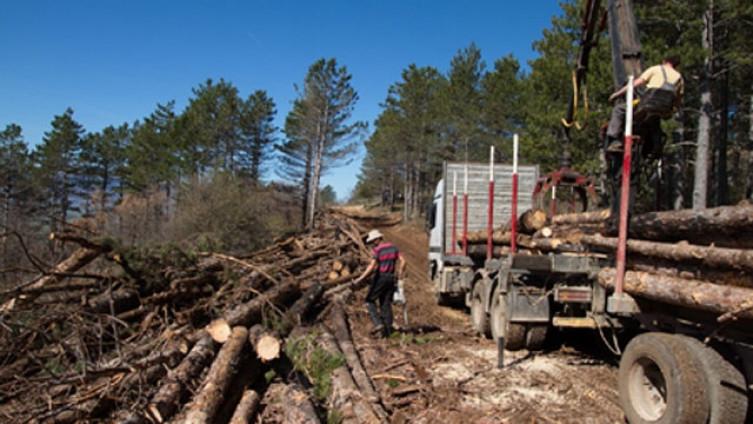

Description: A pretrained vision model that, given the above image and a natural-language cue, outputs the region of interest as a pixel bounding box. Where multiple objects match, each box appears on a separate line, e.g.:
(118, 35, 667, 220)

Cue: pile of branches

(0, 212, 385, 423)
(466, 203, 753, 322)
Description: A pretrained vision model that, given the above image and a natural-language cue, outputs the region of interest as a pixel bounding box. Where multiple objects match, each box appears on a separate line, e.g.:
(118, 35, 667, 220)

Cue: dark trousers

(606, 89, 675, 140)
(366, 273, 396, 333)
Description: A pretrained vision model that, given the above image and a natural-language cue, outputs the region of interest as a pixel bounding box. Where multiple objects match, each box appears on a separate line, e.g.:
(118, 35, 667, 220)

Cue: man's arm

(353, 259, 377, 286)
(397, 255, 406, 279)
(609, 77, 646, 102)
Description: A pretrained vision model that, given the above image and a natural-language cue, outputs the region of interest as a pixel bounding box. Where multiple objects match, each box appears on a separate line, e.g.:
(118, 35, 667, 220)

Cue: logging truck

(429, 149, 753, 423)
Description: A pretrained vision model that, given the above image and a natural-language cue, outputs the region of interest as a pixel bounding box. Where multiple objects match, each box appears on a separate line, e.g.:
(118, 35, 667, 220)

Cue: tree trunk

(316, 327, 382, 424)
(693, 1, 714, 210)
(328, 304, 388, 420)
(598, 268, 753, 320)
(259, 382, 320, 423)
(717, 65, 729, 205)
(221, 281, 301, 327)
(551, 209, 610, 226)
(627, 204, 753, 247)
(25, 245, 111, 292)
(748, 89, 753, 200)
(518, 209, 548, 234)
(228, 390, 260, 424)
(147, 335, 217, 423)
(582, 234, 753, 272)
(182, 326, 249, 424)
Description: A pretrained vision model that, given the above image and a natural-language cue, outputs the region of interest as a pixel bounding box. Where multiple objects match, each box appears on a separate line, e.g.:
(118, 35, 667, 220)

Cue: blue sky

(1, 0, 563, 200)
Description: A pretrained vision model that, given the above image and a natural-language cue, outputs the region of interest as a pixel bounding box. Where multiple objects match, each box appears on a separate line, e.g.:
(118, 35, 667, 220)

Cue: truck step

(552, 316, 598, 328)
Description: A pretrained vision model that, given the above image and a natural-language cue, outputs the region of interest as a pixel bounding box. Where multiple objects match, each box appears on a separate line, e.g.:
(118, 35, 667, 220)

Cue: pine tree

(124, 102, 179, 192)
(34, 108, 85, 229)
(240, 90, 277, 181)
(282, 58, 365, 228)
(80, 123, 129, 210)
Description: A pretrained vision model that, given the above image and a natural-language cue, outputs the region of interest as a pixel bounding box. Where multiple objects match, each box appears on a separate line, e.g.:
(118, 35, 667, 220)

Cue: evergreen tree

(281, 58, 365, 228)
(240, 90, 277, 181)
(34, 108, 85, 229)
(124, 102, 179, 192)
(80, 123, 129, 210)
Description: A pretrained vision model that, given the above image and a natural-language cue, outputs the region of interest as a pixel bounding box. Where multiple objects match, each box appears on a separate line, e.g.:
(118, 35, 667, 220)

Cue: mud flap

(508, 286, 550, 323)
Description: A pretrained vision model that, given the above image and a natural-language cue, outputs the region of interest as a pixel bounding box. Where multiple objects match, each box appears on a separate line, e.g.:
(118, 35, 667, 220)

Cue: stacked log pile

(464, 203, 753, 322)
(0, 213, 387, 423)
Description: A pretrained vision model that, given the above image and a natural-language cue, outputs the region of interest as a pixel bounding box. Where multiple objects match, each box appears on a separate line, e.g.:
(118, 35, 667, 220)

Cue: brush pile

(0, 213, 386, 423)
(465, 202, 753, 321)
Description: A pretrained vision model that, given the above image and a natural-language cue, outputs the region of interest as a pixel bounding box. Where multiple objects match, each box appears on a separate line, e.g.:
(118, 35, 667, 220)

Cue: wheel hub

(629, 358, 667, 420)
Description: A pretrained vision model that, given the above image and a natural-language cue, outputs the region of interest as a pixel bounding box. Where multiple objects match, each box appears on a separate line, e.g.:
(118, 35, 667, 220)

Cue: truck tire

(470, 283, 490, 338)
(525, 325, 547, 351)
(490, 291, 525, 350)
(681, 336, 748, 424)
(618, 333, 710, 424)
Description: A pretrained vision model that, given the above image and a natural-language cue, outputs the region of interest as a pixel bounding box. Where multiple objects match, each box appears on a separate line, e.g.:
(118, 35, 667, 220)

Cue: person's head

(365, 229, 383, 246)
(662, 55, 681, 69)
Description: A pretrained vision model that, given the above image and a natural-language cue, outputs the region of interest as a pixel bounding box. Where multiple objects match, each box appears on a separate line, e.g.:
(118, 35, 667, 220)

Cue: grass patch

(284, 332, 346, 402)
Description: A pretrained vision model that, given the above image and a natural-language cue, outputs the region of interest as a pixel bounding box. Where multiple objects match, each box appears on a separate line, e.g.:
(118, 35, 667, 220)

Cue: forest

(355, 0, 753, 219)
(2, 0, 753, 286)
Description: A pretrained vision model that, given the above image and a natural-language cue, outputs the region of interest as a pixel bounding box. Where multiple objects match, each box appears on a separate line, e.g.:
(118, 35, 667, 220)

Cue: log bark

(259, 382, 320, 423)
(26, 246, 108, 291)
(598, 268, 753, 319)
(627, 204, 753, 247)
(552, 209, 610, 225)
(316, 328, 382, 424)
(583, 234, 753, 272)
(518, 209, 548, 234)
(222, 281, 301, 327)
(328, 304, 388, 421)
(228, 389, 260, 424)
(147, 334, 216, 423)
(182, 326, 249, 424)
(87, 288, 140, 314)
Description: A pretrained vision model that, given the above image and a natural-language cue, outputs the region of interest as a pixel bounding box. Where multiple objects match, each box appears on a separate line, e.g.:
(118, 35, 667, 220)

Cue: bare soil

(342, 221, 625, 423)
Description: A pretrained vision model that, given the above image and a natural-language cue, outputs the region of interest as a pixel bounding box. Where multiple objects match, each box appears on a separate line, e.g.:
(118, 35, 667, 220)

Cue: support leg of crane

(497, 336, 505, 369)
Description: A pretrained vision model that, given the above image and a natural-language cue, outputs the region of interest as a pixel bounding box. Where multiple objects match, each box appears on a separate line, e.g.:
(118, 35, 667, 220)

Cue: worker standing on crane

(603, 56, 684, 219)
(353, 229, 406, 338)
(605, 56, 684, 152)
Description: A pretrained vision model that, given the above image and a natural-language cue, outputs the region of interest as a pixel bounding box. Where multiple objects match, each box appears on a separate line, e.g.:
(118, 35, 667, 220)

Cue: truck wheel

(618, 333, 710, 424)
(525, 325, 547, 351)
(681, 336, 748, 424)
(490, 292, 525, 350)
(470, 283, 490, 338)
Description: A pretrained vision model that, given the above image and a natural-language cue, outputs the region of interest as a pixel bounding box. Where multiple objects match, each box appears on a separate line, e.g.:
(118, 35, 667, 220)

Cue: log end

(207, 319, 232, 343)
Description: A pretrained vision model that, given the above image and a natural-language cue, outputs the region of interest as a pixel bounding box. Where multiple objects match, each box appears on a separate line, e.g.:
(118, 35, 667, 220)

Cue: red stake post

(614, 76, 635, 296)
(510, 134, 519, 253)
(451, 171, 458, 255)
(462, 164, 469, 256)
(487, 146, 495, 260)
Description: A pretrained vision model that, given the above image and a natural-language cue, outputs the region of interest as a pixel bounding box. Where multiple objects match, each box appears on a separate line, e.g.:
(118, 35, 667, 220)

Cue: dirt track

(342, 222, 624, 423)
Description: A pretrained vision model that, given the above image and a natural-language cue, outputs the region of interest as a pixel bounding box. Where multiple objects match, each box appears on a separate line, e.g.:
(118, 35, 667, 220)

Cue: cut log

(340, 267, 351, 278)
(228, 389, 261, 424)
(259, 382, 321, 423)
(627, 204, 753, 247)
(518, 209, 548, 234)
(332, 260, 344, 272)
(222, 281, 301, 327)
(328, 271, 341, 281)
(597, 268, 753, 319)
(316, 328, 382, 424)
(328, 304, 388, 421)
(583, 234, 753, 272)
(87, 288, 140, 314)
(552, 209, 610, 226)
(26, 245, 108, 291)
(147, 334, 216, 423)
(279, 282, 323, 335)
(206, 319, 232, 343)
(182, 326, 249, 424)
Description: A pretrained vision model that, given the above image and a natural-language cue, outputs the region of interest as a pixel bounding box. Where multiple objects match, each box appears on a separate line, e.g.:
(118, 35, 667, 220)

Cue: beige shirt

(640, 64, 683, 96)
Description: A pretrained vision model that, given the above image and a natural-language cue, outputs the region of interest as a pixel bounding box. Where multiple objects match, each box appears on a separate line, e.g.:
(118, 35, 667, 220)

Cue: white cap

(365, 229, 383, 243)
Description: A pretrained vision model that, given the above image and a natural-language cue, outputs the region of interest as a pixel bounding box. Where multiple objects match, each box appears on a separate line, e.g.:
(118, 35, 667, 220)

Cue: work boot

(382, 325, 393, 338)
(370, 324, 384, 338)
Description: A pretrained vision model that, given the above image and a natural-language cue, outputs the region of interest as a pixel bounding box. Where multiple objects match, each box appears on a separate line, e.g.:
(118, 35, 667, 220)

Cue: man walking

(353, 229, 406, 338)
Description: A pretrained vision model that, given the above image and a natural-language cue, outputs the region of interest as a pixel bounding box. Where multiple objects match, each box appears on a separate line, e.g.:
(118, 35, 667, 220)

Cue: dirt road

(342, 222, 624, 423)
